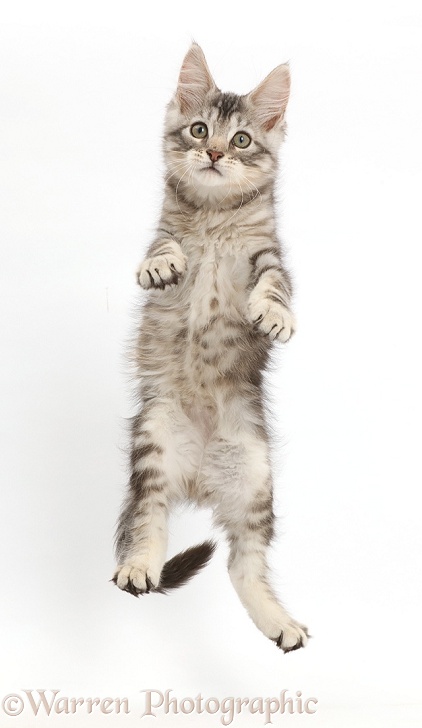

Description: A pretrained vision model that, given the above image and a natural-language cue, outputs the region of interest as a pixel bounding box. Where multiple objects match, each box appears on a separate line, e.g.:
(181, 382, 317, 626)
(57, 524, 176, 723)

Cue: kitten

(112, 43, 308, 653)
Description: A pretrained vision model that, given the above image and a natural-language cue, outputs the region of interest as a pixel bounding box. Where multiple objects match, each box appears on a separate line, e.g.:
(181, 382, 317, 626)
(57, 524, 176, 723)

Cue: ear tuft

(248, 64, 291, 131)
(176, 43, 216, 114)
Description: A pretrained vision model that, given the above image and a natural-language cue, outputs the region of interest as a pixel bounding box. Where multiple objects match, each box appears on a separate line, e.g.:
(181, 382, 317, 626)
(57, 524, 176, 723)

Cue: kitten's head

(164, 43, 290, 209)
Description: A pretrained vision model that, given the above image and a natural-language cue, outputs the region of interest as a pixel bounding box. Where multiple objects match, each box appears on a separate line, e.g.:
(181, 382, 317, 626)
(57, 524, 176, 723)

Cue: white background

(1, 1, 421, 726)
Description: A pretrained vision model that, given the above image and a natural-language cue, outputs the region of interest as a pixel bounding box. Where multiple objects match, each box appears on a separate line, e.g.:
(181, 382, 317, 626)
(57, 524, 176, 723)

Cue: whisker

(165, 164, 191, 174)
(237, 171, 262, 206)
(175, 163, 195, 219)
(224, 179, 244, 226)
(217, 173, 233, 208)
(164, 161, 192, 184)
(187, 160, 196, 189)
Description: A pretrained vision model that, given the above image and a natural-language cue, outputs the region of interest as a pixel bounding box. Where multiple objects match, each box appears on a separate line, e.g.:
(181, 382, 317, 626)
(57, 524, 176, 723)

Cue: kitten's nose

(207, 149, 224, 163)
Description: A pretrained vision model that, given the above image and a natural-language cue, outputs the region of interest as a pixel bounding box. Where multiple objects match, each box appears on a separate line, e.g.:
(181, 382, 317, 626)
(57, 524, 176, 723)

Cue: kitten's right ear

(176, 43, 216, 114)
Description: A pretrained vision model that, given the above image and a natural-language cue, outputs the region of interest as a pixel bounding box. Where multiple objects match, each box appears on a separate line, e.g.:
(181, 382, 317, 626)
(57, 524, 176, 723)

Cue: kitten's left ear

(248, 64, 291, 131)
(176, 43, 217, 114)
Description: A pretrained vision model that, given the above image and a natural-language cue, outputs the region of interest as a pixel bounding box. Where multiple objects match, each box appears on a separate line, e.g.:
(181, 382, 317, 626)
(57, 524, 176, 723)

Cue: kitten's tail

(154, 540, 216, 594)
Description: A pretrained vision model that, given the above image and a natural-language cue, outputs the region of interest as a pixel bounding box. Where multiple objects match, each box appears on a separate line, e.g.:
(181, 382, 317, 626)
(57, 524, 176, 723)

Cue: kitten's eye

(232, 131, 251, 149)
(190, 122, 208, 139)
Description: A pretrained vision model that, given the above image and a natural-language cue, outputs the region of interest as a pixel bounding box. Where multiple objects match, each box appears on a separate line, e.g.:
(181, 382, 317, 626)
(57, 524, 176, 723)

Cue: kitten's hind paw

(111, 562, 160, 597)
(272, 622, 309, 654)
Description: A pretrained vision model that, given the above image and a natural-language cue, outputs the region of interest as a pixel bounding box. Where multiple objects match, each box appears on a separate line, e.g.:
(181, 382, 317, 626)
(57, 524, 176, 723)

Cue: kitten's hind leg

(113, 399, 200, 596)
(208, 428, 308, 652)
(227, 518, 308, 652)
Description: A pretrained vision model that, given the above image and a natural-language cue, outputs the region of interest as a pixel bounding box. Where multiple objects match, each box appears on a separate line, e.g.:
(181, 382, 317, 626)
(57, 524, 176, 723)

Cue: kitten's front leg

(248, 281, 296, 342)
(137, 237, 187, 290)
(247, 247, 296, 342)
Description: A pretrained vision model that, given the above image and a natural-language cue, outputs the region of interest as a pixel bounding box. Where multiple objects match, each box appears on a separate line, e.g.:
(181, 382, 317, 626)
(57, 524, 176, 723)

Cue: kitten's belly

(186, 241, 249, 328)
(139, 243, 268, 420)
(182, 250, 249, 384)
(179, 267, 268, 404)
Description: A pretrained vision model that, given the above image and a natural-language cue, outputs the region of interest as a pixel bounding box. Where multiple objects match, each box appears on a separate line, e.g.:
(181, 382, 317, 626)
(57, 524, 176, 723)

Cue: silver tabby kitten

(113, 43, 308, 653)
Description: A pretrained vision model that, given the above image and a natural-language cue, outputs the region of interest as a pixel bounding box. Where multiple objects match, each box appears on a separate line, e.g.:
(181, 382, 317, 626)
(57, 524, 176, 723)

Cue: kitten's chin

(173, 167, 256, 208)
(196, 166, 225, 186)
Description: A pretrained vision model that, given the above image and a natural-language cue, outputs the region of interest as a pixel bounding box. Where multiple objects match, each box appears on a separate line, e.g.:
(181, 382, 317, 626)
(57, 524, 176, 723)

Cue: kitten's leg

(247, 249, 296, 342)
(206, 427, 308, 652)
(113, 398, 200, 595)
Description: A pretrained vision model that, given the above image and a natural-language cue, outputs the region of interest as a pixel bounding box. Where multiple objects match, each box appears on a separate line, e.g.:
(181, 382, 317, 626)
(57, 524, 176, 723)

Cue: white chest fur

(185, 235, 250, 331)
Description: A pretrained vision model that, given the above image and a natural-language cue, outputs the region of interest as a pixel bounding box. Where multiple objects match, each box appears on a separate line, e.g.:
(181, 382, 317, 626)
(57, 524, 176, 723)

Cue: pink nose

(207, 149, 224, 163)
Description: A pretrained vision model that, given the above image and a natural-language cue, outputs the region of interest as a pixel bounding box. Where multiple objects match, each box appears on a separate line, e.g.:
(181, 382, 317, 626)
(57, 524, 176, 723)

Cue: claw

(123, 580, 142, 598)
(283, 639, 303, 653)
(145, 576, 154, 593)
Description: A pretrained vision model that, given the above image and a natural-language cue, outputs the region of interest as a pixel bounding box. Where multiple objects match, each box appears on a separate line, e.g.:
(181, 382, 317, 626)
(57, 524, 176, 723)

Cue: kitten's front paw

(112, 559, 161, 597)
(248, 295, 296, 342)
(137, 250, 187, 290)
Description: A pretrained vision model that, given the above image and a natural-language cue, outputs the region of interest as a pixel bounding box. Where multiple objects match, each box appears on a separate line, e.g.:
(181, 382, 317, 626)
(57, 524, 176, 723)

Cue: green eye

(190, 122, 208, 139)
(232, 131, 251, 149)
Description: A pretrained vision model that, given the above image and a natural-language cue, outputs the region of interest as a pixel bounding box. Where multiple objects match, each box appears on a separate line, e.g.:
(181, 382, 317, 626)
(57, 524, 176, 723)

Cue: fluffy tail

(154, 540, 216, 594)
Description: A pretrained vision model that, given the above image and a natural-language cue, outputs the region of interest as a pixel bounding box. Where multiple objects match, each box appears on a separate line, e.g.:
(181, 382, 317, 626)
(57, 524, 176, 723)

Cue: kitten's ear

(248, 64, 290, 131)
(176, 43, 216, 114)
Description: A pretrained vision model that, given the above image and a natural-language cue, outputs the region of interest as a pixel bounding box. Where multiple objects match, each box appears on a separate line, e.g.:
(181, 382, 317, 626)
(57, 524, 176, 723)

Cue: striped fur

(113, 44, 308, 653)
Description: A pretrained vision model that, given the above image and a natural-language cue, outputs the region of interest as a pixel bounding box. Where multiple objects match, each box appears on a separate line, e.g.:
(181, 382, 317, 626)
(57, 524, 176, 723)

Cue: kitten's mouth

(202, 165, 222, 176)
